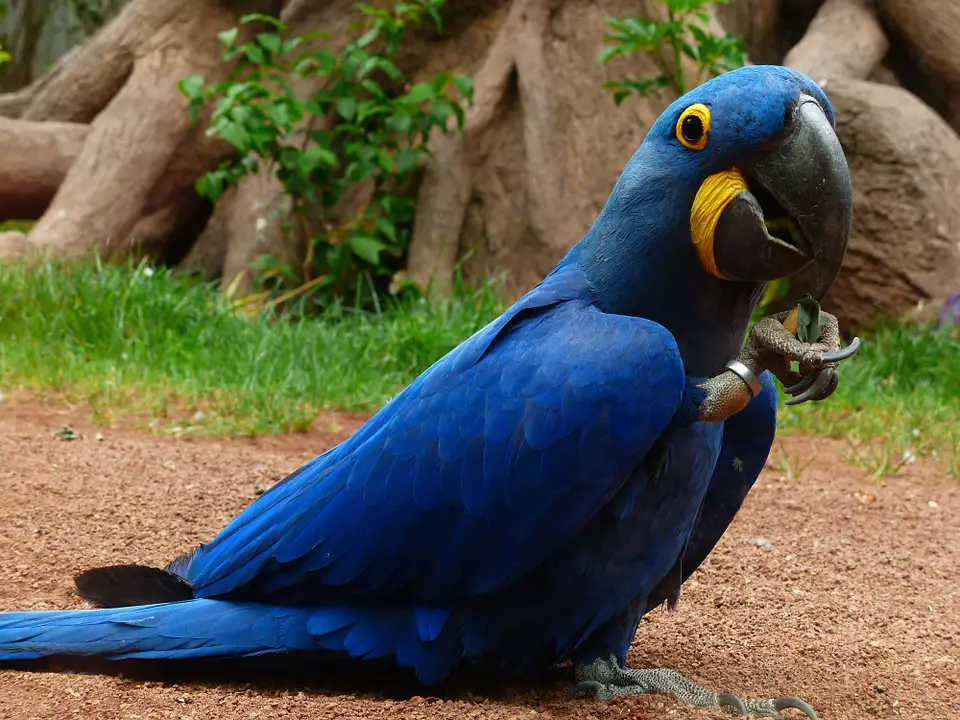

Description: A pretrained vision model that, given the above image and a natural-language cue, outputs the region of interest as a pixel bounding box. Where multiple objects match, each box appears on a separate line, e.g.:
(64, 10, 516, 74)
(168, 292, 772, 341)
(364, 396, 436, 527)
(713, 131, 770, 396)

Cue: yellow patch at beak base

(690, 167, 749, 279)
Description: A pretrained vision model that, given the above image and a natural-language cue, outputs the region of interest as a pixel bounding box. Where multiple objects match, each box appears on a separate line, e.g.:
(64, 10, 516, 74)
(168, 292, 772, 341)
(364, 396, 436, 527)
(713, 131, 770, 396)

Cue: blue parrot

(0, 66, 860, 717)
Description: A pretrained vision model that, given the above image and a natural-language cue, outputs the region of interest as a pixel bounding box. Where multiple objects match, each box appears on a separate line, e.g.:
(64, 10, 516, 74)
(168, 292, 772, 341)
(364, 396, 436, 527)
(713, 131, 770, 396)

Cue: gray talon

(773, 696, 818, 719)
(784, 375, 815, 395)
(717, 692, 748, 715)
(573, 680, 606, 696)
(785, 368, 835, 405)
(784, 335, 857, 402)
(821, 336, 860, 363)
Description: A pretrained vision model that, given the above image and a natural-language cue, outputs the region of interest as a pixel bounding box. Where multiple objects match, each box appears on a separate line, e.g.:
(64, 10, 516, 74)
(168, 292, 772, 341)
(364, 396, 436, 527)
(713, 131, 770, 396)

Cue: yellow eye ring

(676, 103, 711, 151)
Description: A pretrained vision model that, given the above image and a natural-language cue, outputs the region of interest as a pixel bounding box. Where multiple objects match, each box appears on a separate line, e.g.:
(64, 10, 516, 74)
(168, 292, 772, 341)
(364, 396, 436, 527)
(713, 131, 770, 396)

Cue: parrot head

(566, 65, 853, 371)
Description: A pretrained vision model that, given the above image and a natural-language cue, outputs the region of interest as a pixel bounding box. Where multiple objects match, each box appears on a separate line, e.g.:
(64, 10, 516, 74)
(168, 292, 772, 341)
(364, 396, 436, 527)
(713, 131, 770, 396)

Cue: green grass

(1, 258, 958, 477)
(780, 322, 960, 478)
(0, 257, 504, 435)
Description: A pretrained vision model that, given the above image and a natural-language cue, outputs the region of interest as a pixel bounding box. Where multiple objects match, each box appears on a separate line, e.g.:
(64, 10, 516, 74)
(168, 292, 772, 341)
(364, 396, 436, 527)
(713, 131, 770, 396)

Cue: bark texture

(875, 0, 960, 131)
(0, 0, 284, 262)
(409, 0, 668, 295)
(784, 0, 887, 82)
(0, 117, 88, 220)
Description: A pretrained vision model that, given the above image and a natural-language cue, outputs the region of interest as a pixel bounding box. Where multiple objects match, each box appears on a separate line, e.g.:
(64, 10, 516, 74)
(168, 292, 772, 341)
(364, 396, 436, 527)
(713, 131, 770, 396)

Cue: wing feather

(176, 268, 686, 605)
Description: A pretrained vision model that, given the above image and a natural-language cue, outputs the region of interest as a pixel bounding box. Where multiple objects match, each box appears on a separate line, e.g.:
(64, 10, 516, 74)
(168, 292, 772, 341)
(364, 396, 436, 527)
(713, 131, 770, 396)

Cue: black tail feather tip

(74, 565, 194, 608)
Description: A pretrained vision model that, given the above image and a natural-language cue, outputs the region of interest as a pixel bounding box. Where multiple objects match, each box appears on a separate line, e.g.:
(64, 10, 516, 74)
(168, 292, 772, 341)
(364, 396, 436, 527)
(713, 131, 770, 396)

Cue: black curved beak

(712, 97, 853, 299)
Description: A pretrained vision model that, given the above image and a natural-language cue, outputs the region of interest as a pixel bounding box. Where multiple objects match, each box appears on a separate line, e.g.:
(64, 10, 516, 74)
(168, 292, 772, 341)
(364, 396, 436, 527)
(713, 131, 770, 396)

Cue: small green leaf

(196, 172, 225, 202)
(298, 144, 339, 174)
(257, 32, 283, 54)
(405, 82, 436, 104)
(348, 234, 386, 265)
(179, 75, 206, 101)
(453, 74, 474, 101)
(244, 44, 267, 64)
(280, 37, 301, 54)
(396, 147, 422, 174)
(796, 295, 826, 344)
(217, 27, 239, 48)
(372, 215, 398, 244)
(356, 27, 380, 48)
(336, 96, 358, 121)
(240, 13, 286, 30)
(265, 101, 292, 128)
(687, 24, 709, 43)
(309, 50, 337, 75)
(386, 113, 413, 134)
(598, 45, 623, 65)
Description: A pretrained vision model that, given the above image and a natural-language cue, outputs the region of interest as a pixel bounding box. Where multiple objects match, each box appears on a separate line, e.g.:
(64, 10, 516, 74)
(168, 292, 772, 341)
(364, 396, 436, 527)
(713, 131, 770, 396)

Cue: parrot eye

(676, 104, 711, 151)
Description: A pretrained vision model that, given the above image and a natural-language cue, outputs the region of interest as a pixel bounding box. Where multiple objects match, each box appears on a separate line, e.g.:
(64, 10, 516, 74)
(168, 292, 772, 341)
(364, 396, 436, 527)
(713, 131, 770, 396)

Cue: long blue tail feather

(0, 600, 463, 684)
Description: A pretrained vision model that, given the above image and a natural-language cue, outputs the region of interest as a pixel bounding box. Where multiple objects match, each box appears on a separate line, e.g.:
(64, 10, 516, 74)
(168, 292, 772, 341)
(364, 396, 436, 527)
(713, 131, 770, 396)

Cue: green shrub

(181, 1, 473, 310)
(599, 0, 746, 104)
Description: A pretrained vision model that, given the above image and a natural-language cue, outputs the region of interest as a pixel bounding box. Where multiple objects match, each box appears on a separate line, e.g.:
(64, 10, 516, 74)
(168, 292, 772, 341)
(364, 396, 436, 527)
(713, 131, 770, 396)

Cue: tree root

(0, 117, 89, 220)
(407, 0, 566, 296)
(13, 0, 283, 262)
(405, 1, 525, 294)
(784, 0, 888, 82)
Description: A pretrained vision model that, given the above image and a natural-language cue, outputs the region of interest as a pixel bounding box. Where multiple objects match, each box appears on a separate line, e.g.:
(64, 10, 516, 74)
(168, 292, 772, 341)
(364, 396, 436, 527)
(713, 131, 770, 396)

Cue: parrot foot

(697, 309, 861, 423)
(743, 309, 860, 407)
(572, 655, 817, 718)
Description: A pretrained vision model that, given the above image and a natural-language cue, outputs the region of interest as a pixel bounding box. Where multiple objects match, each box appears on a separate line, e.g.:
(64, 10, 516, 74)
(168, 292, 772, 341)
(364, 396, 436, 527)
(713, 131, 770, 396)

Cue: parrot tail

(0, 599, 322, 661)
(0, 596, 464, 684)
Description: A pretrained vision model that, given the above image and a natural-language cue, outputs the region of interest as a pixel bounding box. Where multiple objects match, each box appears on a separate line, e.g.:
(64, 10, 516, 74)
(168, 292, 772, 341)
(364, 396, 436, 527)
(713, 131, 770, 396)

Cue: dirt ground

(0, 399, 957, 720)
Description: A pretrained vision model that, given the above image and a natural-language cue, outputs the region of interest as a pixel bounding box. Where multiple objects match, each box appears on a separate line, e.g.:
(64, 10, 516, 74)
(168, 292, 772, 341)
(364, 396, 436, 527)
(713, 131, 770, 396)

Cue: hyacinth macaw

(0, 65, 860, 718)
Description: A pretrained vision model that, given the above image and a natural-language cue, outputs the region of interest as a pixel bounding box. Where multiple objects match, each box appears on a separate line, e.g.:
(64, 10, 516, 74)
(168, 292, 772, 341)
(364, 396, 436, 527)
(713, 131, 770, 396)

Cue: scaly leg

(574, 655, 817, 718)
(698, 309, 860, 423)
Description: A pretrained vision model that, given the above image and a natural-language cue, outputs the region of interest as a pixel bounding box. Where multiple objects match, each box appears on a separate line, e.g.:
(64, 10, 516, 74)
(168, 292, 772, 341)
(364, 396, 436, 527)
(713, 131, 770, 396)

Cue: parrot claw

(697, 310, 858, 422)
(783, 336, 859, 405)
(737, 695, 819, 718)
(572, 656, 818, 717)
(718, 692, 749, 715)
(784, 367, 835, 405)
(783, 374, 815, 395)
(773, 696, 819, 718)
(571, 680, 606, 696)
(820, 336, 860, 363)
(737, 310, 860, 408)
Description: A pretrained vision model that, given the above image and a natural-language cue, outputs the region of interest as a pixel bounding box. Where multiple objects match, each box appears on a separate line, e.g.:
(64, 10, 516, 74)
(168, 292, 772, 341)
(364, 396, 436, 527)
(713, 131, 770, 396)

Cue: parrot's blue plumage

(0, 66, 825, 685)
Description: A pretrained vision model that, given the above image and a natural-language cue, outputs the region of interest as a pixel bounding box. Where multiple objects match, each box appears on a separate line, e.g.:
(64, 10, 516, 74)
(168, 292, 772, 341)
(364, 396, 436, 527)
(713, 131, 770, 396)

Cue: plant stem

(667, 8, 686, 96)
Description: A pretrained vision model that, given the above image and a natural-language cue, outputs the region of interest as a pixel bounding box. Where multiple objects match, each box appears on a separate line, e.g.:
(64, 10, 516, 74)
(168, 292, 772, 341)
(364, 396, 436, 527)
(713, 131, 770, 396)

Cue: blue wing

(645, 370, 778, 611)
(172, 267, 687, 604)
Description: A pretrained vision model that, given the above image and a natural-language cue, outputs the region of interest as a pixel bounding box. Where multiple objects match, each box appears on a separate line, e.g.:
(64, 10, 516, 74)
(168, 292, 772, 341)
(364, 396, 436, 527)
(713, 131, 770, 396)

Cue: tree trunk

(408, 0, 670, 296)
(875, 0, 960, 132)
(0, 116, 88, 220)
(0, 0, 284, 262)
(784, 0, 887, 82)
